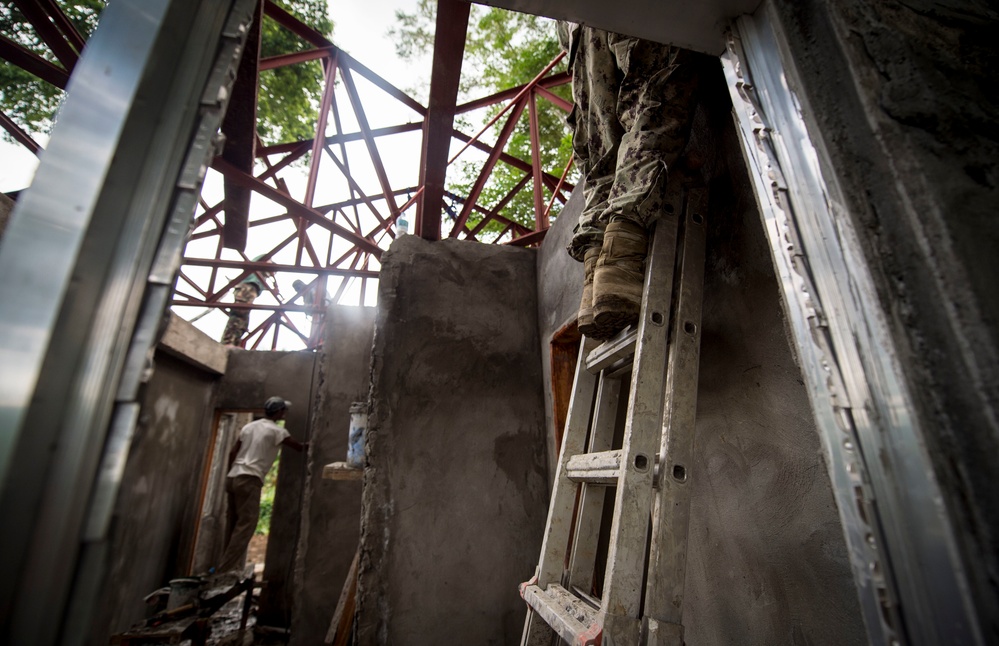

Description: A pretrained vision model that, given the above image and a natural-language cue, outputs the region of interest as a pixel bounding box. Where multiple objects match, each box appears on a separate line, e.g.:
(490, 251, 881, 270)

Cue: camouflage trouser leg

(565, 27, 700, 261)
(221, 283, 259, 345)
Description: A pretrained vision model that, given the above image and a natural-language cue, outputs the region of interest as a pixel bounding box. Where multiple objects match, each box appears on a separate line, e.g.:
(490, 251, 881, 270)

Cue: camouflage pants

(221, 283, 260, 345)
(560, 24, 700, 261)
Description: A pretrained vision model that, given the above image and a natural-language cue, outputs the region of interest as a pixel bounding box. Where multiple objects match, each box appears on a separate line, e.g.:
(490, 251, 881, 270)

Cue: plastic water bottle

(346, 402, 368, 468)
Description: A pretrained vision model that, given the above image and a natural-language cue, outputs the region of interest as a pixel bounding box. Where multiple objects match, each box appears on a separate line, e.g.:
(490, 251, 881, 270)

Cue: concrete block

(159, 313, 228, 375)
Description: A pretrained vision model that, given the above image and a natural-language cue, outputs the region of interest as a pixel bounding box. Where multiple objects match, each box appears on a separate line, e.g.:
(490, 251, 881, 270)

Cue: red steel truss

(1, 0, 574, 350)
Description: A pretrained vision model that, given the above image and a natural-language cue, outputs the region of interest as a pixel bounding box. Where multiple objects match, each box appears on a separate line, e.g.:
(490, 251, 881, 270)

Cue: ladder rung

(566, 450, 622, 484)
(522, 583, 602, 646)
(586, 327, 638, 374)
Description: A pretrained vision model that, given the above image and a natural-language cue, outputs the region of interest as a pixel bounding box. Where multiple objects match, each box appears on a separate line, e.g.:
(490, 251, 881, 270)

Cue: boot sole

(592, 294, 641, 335)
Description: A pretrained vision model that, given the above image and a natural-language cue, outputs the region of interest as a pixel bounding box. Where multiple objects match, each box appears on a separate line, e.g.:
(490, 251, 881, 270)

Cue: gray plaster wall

(683, 64, 864, 642)
(768, 1, 999, 633)
(534, 61, 866, 643)
(91, 350, 218, 642)
(290, 305, 375, 646)
(356, 236, 550, 646)
(216, 349, 318, 628)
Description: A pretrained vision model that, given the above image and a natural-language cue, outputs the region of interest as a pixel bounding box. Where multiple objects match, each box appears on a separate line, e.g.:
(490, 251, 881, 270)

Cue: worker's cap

(264, 396, 291, 416)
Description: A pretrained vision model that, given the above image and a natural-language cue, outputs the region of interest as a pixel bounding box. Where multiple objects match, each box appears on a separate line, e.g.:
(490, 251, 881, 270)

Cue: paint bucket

(346, 402, 368, 468)
(166, 577, 203, 610)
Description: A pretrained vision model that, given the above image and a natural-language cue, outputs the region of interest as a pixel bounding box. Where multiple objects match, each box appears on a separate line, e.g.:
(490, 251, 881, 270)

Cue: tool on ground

(520, 176, 707, 646)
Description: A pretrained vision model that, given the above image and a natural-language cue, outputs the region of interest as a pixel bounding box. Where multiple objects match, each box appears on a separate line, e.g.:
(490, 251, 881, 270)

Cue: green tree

(0, 1, 103, 136)
(257, 0, 333, 145)
(390, 1, 575, 235)
(0, 0, 332, 146)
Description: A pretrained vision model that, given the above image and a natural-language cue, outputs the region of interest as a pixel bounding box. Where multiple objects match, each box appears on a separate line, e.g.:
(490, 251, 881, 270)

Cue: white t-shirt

(227, 418, 291, 482)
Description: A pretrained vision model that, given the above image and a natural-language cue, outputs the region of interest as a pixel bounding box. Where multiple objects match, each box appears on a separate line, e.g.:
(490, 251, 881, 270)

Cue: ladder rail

(567, 375, 621, 591)
(596, 191, 684, 642)
(643, 187, 708, 643)
(522, 342, 598, 645)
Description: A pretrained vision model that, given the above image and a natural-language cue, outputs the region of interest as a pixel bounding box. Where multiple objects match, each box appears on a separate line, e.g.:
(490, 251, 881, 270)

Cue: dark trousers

(219, 474, 263, 572)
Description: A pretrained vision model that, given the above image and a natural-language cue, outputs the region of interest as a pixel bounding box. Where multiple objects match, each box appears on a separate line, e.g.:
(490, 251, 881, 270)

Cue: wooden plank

(325, 548, 360, 645)
(322, 462, 363, 480)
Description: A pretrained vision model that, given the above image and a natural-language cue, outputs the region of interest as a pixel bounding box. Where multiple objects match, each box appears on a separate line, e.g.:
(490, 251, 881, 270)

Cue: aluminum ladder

(520, 176, 707, 646)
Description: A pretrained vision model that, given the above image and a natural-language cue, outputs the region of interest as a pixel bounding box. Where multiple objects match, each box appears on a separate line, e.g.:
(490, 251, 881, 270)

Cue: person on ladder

(558, 22, 702, 340)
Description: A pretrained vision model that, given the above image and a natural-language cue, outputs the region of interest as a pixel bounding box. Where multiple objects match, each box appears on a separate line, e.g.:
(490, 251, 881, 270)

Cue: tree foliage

(0, 1, 103, 137)
(0, 0, 332, 147)
(257, 0, 333, 145)
(390, 1, 575, 233)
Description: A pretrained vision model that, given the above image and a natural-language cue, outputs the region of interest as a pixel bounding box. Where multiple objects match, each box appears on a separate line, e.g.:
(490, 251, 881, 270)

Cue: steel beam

(415, 0, 469, 240)
(221, 0, 262, 250)
(0, 34, 69, 88)
(449, 96, 527, 237)
(0, 109, 42, 155)
(211, 156, 383, 257)
(11, 0, 79, 72)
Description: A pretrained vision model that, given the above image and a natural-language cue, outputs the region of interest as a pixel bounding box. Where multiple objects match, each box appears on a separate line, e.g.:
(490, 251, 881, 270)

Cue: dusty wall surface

(683, 61, 864, 644)
(356, 236, 550, 646)
(91, 351, 218, 641)
(290, 306, 375, 646)
(770, 0, 999, 634)
(534, 61, 866, 643)
(216, 349, 318, 628)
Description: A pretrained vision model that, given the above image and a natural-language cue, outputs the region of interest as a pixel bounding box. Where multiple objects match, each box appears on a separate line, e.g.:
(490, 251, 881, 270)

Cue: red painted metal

(528, 89, 547, 229)
(11, 0, 79, 71)
(211, 157, 384, 257)
(449, 96, 528, 237)
(259, 46, 333, 71)
(37, 0, 87, 53)
(0, 34, 69, 88)
(416, 0, 469, 241)
(339, 65, 401, 220)
(0, 110, 42, 155)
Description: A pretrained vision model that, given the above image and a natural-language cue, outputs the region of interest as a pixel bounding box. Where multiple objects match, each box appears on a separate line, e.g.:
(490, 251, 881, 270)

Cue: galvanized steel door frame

(721, 6, 984, 646)
(0, 0, 258, 642)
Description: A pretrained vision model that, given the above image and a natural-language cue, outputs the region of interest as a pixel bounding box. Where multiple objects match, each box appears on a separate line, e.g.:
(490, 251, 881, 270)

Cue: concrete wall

(91, 317, 222, 641)
(769, 2, 999, 631)
(215, 349, 318, 628)
(683, 62, 864, 643)
(356, 236, 550, 645)
(534, 60, 866, 643)
(291, 305, 376, 646)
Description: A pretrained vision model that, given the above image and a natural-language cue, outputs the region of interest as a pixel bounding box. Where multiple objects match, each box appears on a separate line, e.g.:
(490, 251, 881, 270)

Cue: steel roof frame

(1, 0, 574, 350)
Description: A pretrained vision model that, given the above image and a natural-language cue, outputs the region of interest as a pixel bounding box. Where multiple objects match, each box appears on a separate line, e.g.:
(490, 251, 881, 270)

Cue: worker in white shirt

(218, 396, 307, 573)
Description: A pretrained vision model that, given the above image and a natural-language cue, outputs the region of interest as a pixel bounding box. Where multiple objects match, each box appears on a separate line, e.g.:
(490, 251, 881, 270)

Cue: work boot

(577, 247, 602, 338)
(592, 220, 648, 336)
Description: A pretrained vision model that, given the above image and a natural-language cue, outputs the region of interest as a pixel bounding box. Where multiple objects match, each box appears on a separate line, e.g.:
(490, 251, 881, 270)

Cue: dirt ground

(246, 534, 268, 572)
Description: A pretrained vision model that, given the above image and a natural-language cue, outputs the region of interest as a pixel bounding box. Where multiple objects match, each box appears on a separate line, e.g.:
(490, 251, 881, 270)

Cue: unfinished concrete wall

(291, 305, 375, 646)
(356, 236, 550, 645)
(534, 61, 866, 643)
(215, 349, 318, 629)
(768, 2, 999, 632)
(91, 316, 224, 641)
